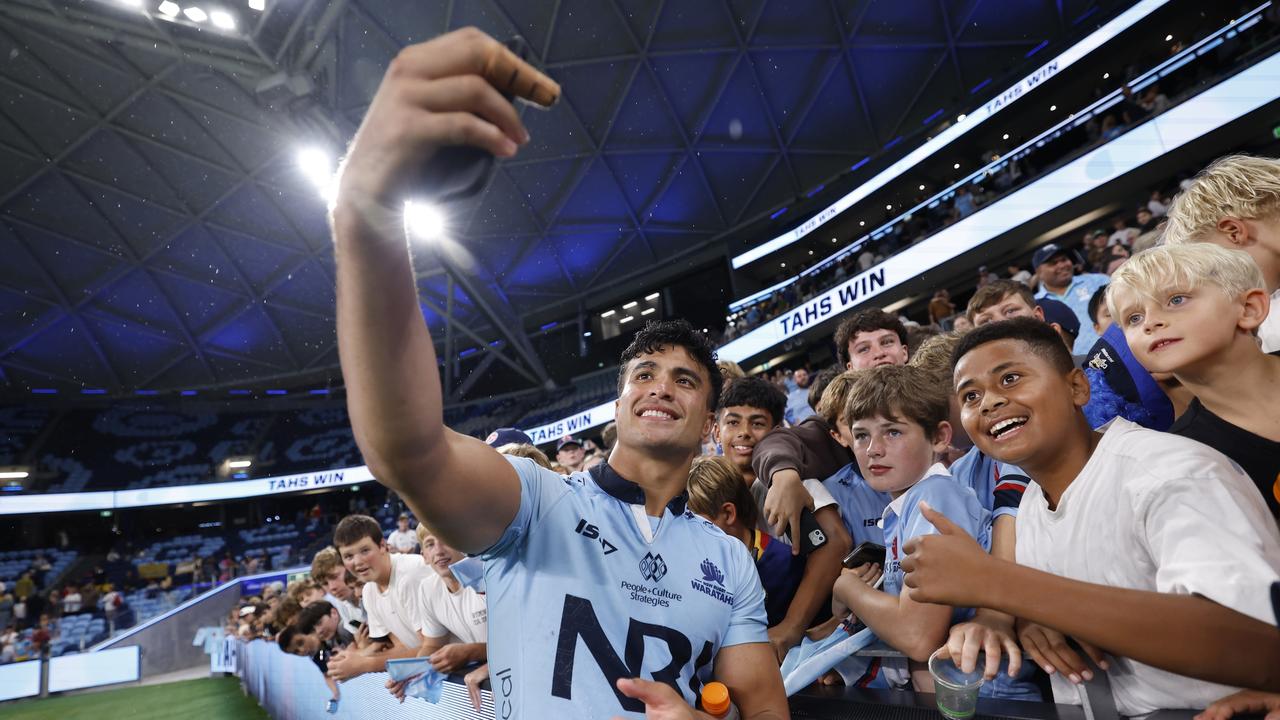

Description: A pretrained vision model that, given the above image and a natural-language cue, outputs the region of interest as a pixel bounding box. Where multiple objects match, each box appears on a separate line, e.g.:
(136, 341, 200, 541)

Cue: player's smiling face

(615, 345, 714, 458)
(954, 339, 1087, 470)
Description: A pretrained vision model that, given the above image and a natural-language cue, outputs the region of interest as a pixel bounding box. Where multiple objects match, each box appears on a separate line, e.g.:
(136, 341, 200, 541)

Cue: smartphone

(419, 36, 534, 201)
(349, 619, 363, 628)
(786, 508, 828, 556)
(841, 541, 886, 569)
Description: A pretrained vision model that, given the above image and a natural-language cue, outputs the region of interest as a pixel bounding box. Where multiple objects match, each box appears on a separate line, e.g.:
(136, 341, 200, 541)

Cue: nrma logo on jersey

(554, 594, 715, 712)
(690, 559, 733, 605)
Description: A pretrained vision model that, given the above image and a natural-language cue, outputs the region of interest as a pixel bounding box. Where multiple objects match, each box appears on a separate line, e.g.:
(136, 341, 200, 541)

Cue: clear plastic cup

(929, 648, 984, 720)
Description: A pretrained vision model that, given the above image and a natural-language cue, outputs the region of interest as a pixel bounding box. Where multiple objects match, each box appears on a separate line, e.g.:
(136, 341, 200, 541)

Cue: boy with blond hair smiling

(1164, 154, 1280, 351)
(1108, 243, 1279, 516)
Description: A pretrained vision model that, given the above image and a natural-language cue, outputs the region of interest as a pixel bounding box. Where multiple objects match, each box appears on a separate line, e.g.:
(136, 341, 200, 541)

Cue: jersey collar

(589, 461, 688, 517)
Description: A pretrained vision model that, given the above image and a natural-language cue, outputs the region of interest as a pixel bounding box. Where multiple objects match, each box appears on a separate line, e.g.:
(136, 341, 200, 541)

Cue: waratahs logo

(691, 559, 732, 605)
(699, 559, 725, 586)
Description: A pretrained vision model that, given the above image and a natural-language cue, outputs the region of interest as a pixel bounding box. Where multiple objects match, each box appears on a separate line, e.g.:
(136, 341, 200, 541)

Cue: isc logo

(574, 518, 618, 555)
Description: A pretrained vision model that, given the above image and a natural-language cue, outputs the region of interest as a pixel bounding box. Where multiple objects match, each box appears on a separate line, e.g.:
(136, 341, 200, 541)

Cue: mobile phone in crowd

(786, 508, 828, 555)
(841, 541, 886, 569)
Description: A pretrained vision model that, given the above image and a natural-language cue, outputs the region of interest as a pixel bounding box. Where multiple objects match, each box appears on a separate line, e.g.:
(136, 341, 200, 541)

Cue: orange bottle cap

(701, 681, 730, 716)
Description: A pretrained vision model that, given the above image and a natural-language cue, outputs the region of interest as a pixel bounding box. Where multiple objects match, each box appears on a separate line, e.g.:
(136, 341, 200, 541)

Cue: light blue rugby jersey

(481, 455, 768, 719)
(820, 462, 890, 547)
(946, 445, 1030, 521)
(880, 465, 991, 615)
(876, 465, 992, 689)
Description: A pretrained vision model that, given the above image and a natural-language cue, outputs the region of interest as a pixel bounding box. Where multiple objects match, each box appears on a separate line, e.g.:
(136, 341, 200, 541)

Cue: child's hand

(767, 623, 804, 664)
(901, 501, 992, 607)
(940, 613, 1022, 680)
(1017, 620, 1108, 685)
(832, 563, 879, 616)
(1196, 690, 1280, 720)
(763, 470, 814, 556)
(806, 616, 845, 642)
(429, 643, 472, 673)
(842, 562, 882, 588)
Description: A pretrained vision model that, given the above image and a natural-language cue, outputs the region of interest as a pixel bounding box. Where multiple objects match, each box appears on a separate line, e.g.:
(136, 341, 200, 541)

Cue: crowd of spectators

(721, 11, 1280, 342)
(323, 137, 1280, 716)
(8, 19, 1280, 719)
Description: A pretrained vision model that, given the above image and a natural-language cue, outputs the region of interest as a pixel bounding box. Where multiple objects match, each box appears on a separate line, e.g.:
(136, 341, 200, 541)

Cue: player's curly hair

(618, 319, 722, 411)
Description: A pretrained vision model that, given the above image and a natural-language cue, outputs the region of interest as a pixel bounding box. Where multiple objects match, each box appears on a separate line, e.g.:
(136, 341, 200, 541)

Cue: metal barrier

(237, 638, 494, 720)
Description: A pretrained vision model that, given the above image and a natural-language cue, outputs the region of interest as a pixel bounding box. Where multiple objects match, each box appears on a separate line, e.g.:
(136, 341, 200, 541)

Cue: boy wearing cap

(1035, 299, 1080, 358)
(387, 513, 419, 554)
(1163, 154, 1280, 351)
(1032, 243, 1110, 355)
(554, 436, 586, 472)
(1108, 243, 1280, 517)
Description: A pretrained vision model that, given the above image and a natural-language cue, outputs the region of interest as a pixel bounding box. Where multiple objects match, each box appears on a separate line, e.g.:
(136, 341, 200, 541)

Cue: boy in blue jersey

(814, 371, 890, 547)
(713, 376, 852, 663)
(830, 365, 990, 691)
(334, 31, 787, 716)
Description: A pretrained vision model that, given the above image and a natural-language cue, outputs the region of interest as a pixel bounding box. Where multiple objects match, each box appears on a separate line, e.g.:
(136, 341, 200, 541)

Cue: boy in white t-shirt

(325, 514, 432, 681)
(412, 524, 487, 660)
(901, 318, 1280, 716)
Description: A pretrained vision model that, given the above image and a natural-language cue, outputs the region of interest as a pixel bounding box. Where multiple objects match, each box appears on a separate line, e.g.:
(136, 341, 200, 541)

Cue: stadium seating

(0, 548, 77, 593)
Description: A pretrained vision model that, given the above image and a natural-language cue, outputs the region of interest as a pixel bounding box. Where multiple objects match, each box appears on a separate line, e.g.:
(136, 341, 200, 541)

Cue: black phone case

(788, 508, 828, 556)
(414, 37, 531, 202)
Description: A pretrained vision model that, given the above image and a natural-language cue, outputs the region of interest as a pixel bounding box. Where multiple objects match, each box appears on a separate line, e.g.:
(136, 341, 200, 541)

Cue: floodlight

(209, 9, 235, 29)
(404, 201, 446, 240)
(183, 6, 208, 22)
(158, 1, 180, 15)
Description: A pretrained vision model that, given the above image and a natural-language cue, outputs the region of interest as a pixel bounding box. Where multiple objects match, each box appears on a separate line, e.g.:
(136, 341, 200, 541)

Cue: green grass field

(0, 676, 268, 720)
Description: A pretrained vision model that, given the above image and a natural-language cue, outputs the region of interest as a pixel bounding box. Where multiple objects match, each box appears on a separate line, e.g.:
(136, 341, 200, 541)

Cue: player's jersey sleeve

(991, 462, 1030, 520)
(481, 455, 573, 560)
(723, 543, 769, 648)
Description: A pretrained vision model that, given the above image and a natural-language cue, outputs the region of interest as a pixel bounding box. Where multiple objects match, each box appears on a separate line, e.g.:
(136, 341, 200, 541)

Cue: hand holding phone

(786, 508, 828, 556)
(842, 541, 886, 570)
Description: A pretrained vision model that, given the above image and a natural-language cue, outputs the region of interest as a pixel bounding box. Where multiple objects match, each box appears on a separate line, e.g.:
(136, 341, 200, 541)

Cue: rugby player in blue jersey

(332, 27, 787, 719)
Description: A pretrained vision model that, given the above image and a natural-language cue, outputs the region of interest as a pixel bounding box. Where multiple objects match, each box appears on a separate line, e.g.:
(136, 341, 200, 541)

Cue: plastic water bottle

(701, 681, 740, 720)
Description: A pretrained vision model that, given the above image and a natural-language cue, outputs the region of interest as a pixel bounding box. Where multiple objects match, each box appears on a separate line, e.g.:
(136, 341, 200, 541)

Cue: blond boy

(1108, 243, 1280, 517)
(1164, 154, 1280, 351)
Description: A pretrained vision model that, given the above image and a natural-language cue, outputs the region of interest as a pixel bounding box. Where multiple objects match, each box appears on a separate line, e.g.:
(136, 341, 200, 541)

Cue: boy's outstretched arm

(334, 28, 557, 554)
(902, 505, 1280, 692)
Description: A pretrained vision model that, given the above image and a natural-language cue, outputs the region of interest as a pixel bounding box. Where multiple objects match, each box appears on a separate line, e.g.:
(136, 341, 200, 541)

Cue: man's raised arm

(333, 28, 559, 554)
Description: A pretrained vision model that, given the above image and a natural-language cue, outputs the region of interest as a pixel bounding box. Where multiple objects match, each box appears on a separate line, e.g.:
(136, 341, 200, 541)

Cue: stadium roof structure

(0, 0, 1131, 400)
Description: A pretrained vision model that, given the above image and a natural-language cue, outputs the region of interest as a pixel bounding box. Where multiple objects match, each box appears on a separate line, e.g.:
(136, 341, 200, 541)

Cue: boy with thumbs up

(902, 318, 1280, 717)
